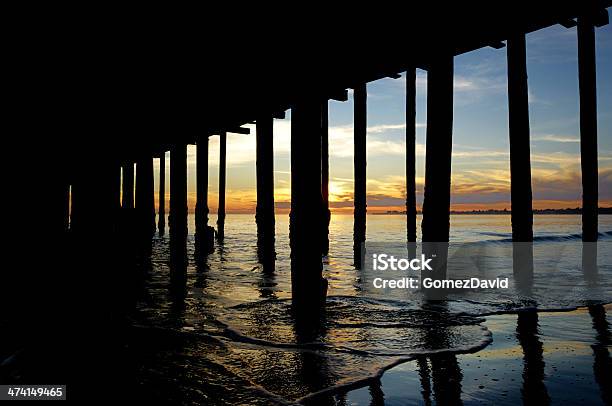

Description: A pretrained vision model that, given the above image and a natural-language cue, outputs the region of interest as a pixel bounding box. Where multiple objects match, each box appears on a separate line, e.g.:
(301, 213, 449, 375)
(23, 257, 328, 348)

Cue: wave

(478, 230, 612, 242)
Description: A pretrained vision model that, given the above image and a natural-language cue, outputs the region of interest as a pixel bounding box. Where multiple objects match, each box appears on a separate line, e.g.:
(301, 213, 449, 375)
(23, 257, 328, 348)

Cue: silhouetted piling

(217, 131, 227, 242)
(578, 16, 599, 242)
(170, 143, 188, 258)
(353, 84, 367, 268)
(121, 162, 134, 209)
(136, 156, 156, 235)
(421, 54, 454, 243)
(256, 116, 276, 262)
(405, 68, 417, 244)
(158, 153, 166, 234)
(195, 137, 214, 253)
(507, 33, 534, 242)
(421, 54, 453, 284)
(290, 99, 325, 309)
(321, 100, 331, 256)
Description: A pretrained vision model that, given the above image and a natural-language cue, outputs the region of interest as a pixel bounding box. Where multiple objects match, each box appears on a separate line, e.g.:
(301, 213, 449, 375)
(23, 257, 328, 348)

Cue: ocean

(127, 214, 612, 404)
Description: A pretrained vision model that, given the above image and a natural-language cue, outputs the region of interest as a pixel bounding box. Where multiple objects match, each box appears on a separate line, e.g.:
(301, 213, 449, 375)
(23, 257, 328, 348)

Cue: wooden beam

(227, 126, 250, 134)
(559, 18, 577, 28)
(329, 89, 348, 102)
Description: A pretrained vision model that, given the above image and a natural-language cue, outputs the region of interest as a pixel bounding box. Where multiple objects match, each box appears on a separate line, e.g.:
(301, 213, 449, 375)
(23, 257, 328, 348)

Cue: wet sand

(340, 305, 611, 405)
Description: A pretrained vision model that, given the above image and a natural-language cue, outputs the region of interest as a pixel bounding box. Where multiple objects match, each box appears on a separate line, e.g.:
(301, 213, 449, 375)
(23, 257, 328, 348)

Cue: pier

(42, 0, 610, 310)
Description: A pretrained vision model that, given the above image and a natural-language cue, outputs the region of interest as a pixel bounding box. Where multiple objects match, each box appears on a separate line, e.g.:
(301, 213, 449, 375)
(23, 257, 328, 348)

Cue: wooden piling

(406, 68, 417, 243)
(217, 131, 227, 242)
(158, 153, 166, 234)
(507, 33, 534, 242)
(321, 100, 331, 255)
(353, 84, 367, 268)
(256, 116, 276, 261)
(421, 53, 454, 243)
(136, 156, 156, 235)
(170, 143, 188, 255)
(195, 138, 213, 252)
(578, 16, 599, 242)
(290, 99, 325, 309)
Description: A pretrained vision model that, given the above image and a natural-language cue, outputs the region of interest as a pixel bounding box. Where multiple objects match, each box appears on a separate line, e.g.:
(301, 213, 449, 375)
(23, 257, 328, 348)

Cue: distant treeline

(376, 208, 612, 215)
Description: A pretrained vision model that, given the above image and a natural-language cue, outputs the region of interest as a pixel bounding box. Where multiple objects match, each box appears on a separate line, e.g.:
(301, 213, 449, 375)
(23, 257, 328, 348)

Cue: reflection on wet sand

(588, 304, 611, 405)
(103, 217, 612, 404)
(368, 379, 385, 406)
(513, 243, 534, 295)
(420, 304, 464, 406)
(417, 357, 433, 405)
(583, 242, 598, 286)
(516, 310, 549, 405)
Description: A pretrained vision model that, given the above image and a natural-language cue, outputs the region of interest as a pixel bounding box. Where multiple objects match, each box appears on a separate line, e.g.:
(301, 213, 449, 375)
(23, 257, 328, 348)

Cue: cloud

(528, 90, 552, 106)
(532, 134, 579, 143)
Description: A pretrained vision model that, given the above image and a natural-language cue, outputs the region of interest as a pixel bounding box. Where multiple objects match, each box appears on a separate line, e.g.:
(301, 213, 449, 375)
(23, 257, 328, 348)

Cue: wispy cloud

(532, 134, 579, 143)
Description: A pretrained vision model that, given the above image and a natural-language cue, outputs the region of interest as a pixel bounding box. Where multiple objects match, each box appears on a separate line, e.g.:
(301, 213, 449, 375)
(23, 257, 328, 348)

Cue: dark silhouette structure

(321, 101, 331, 256)
(217, 131, 227, 242)
(255, 117, 276, 263)
(578, 15, 601, 242)
(170, 143, 188, 260)
(353, 84, 367, 268)
(507, 33, 534, 242)
(405, 68, 418, 244)
(158, 153, 166, 234)
(33, 1, 609, 307)
(40, 2, 609, 308)
(135, 156, 156, 236)
(290, 99, 326, 309)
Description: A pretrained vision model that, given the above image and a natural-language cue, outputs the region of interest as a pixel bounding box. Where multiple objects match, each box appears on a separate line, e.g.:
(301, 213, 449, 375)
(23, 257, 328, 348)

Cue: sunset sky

(146, 21, 612, 214)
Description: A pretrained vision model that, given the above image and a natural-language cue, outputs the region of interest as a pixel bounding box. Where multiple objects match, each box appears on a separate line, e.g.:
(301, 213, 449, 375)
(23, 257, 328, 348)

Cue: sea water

(128, 214, 612, 404)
